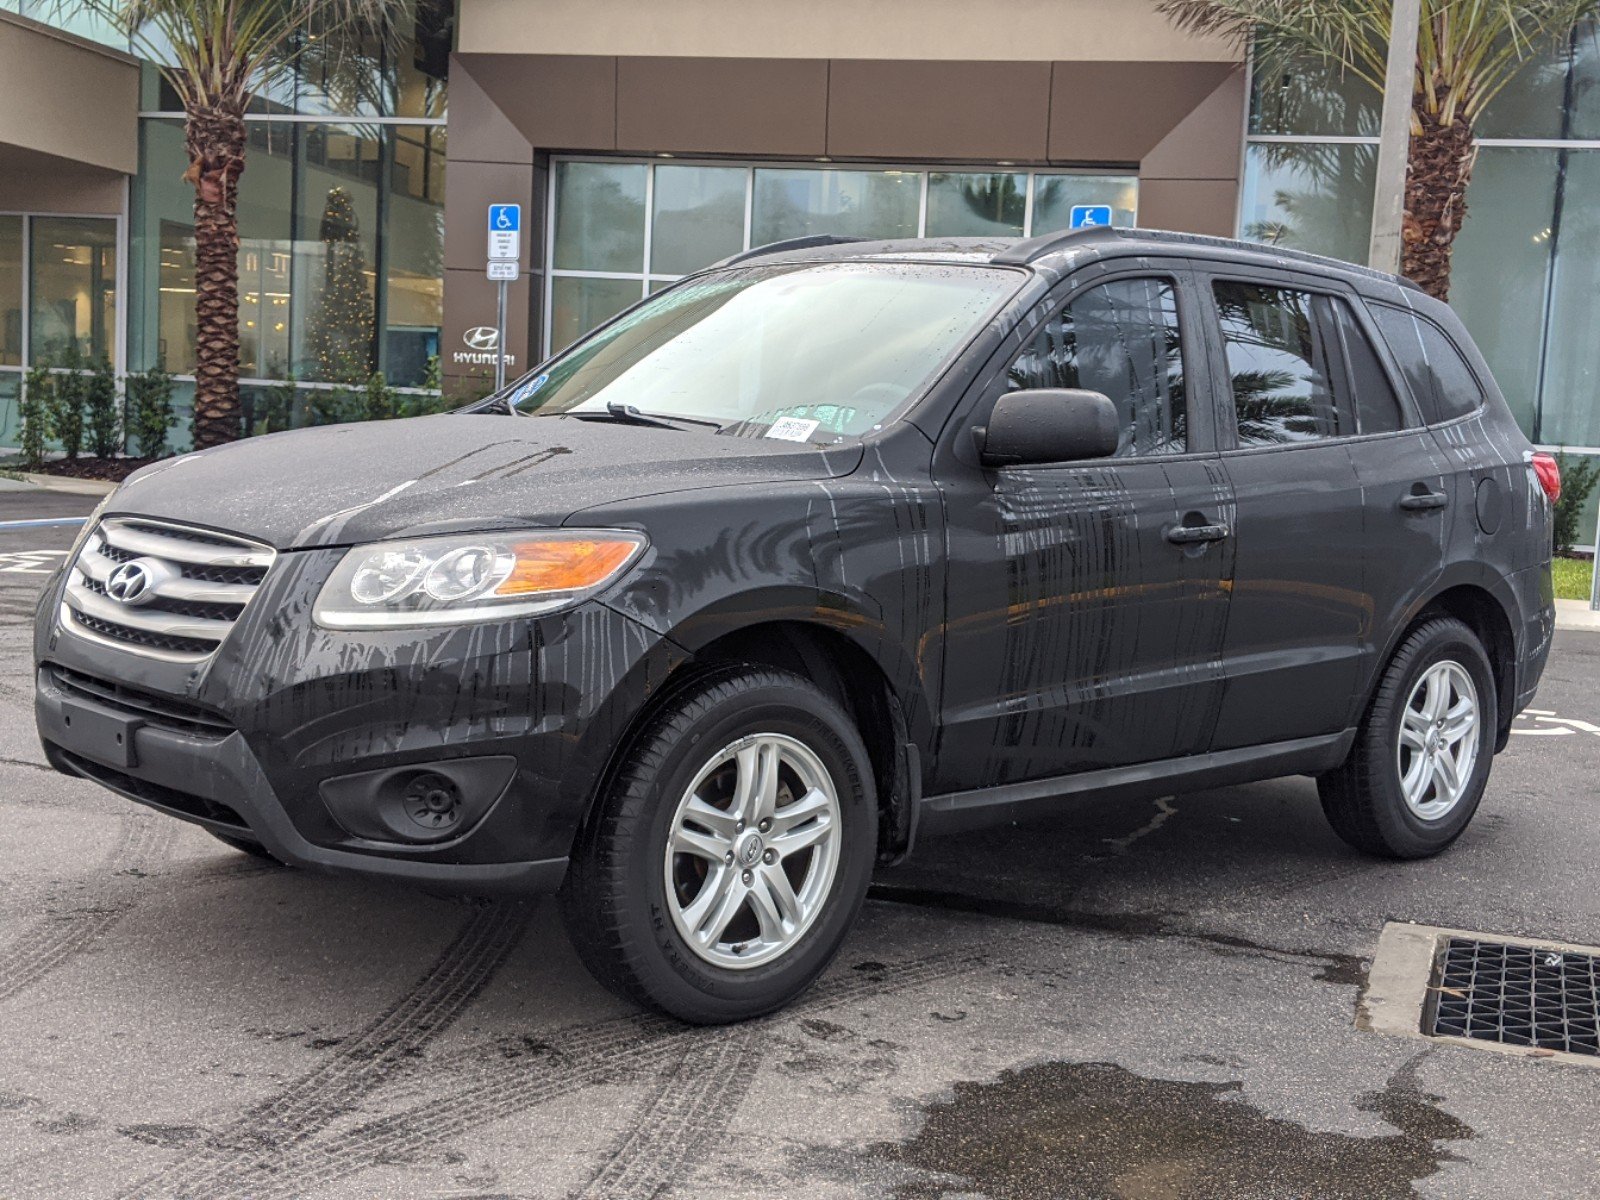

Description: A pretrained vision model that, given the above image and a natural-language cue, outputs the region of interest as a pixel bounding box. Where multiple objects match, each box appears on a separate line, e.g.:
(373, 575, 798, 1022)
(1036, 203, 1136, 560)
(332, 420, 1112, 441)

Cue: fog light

(318, 756, 517, 846)
(402, 772, 463, 833)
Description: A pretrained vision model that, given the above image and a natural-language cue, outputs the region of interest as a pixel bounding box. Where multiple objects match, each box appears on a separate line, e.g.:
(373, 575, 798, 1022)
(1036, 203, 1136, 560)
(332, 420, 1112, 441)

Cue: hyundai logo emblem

(105, 560, 155, 606)
(463, 326, 500, 351)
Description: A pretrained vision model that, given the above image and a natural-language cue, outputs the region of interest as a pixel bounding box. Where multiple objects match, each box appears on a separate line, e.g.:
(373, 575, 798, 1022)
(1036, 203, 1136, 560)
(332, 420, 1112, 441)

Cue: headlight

(313, 529, 647, 630)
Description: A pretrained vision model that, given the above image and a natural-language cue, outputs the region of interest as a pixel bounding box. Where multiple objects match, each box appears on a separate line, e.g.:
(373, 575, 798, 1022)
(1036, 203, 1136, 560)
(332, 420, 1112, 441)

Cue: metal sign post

(1591, 498, 1600, 611)
(486, 204, 522, 393)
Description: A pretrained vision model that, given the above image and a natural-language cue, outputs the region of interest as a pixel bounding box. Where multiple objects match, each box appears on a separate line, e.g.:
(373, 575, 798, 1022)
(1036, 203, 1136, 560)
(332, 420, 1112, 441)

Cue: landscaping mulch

(24, 458, 159, 483)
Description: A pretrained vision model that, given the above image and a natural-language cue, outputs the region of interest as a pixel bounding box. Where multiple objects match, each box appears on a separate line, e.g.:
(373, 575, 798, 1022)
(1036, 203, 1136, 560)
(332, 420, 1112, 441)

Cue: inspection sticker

(766, 417, 819, 442)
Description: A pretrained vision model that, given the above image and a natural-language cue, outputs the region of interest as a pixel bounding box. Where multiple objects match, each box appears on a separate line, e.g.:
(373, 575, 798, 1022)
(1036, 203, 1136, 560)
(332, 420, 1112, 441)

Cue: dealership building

(1, 0, 1598, 530)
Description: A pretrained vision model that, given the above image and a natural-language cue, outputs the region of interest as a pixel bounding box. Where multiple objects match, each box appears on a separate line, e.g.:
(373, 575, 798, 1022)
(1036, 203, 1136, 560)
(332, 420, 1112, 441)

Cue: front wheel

(1319, 615, 1497, 859)
(561, 667, 877, 1024)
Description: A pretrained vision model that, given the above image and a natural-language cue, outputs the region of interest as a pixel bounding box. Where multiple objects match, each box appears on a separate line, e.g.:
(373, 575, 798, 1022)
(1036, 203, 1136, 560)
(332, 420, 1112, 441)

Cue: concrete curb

(12, 472, 118, 497)
(1555, 598, 1600, 633)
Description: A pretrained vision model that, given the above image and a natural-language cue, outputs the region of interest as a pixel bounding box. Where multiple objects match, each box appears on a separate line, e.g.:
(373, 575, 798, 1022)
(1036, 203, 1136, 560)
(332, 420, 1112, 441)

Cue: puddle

(873, 1057, 1470, 1199)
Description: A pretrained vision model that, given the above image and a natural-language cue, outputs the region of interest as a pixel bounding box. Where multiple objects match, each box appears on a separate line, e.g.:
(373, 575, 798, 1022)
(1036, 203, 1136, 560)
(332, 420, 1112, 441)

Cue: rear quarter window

(1369, 303, 1485, 425)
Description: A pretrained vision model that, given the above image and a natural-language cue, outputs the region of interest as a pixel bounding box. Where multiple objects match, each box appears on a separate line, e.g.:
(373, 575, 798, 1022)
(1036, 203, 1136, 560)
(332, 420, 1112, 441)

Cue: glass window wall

(30, 217, 117, 364)
(1241, 20, 1600, 542)
(547, 160, 1141, 353)
(0, 216, 21, 367)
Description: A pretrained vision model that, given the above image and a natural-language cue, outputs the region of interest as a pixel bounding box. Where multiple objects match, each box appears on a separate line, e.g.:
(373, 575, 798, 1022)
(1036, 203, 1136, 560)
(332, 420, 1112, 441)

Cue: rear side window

(1006, 276, 1187, 457)
(1212, 281, 1352, 447)
(1331, 301, 1405, 434)
(1369, 303, 1485, 425)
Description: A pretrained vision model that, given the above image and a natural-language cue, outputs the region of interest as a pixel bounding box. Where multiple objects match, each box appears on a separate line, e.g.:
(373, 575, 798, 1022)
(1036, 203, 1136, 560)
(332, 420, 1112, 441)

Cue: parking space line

(0, 518, 87, 530)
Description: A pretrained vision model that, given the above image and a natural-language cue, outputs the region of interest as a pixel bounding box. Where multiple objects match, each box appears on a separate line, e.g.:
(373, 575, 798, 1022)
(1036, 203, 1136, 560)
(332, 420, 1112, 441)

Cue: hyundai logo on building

(454, 325, 516, 369)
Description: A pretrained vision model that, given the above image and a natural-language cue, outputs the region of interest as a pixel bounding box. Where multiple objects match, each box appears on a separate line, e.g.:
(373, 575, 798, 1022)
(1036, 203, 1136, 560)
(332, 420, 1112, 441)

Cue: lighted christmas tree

(307, 187, 374, 383)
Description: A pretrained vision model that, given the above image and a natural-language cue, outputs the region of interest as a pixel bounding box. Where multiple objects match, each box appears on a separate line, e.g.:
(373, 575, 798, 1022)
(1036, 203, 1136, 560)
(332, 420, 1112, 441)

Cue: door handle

(1399, 488, 1449, 512)
(1166, 523, 1230, 545)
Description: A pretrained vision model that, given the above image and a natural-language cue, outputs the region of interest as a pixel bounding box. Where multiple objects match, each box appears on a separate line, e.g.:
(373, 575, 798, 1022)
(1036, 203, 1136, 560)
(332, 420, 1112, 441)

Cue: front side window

(1214, 280, 1351, 447)
(1006, 277, 1187, 457)
(1369, 304, 1485, 425)
(516, 261, 1022, 441)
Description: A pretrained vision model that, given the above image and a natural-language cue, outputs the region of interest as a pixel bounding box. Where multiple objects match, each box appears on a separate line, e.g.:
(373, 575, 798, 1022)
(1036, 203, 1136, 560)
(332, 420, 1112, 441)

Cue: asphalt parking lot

(1, 487, 1597, 1199)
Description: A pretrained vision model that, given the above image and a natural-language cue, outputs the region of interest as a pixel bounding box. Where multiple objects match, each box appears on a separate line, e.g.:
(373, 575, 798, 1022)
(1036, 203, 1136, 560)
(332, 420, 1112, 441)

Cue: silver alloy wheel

(1396, 659, 1480, 821)
(663, 732, 842, 970)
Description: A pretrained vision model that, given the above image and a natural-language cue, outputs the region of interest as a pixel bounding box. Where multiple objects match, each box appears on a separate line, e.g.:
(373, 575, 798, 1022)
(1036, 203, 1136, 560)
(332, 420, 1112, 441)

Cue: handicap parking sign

(1070, 204, 1114, 230)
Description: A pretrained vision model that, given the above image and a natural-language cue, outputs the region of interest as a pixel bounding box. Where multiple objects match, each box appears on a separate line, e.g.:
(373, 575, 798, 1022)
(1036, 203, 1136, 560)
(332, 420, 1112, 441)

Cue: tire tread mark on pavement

(573, 1026, 762, 1200)
(117, 899, 531, 1200)
(238, 949, 986, 1200)
(0, 815, 175, 1004)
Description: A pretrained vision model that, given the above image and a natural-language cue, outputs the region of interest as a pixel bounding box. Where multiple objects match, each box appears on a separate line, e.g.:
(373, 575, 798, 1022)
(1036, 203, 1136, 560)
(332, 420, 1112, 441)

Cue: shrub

(19, 361, 52, 469)
(87, 357, 121, 459)
(361, 371, 398, 421)
(1554, 452, 1600, 556)
(246, 378, 297, 437)
(126, 362, 177, 458)
(309, 385, 357, 426)
(47, 347, 86, 462)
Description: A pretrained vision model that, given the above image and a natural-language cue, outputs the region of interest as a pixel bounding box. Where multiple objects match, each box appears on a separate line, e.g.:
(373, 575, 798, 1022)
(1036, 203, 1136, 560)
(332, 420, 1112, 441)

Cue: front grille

(1429, 937, 1600, 1057)
(61, 517, 275, 663)
(47, 664, 236, 739)
(57, 749, 250, 832)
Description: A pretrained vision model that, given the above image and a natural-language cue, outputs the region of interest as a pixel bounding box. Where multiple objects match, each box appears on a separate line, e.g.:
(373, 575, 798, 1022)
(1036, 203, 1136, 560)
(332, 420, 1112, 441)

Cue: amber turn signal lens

(496, 538, 642, 596)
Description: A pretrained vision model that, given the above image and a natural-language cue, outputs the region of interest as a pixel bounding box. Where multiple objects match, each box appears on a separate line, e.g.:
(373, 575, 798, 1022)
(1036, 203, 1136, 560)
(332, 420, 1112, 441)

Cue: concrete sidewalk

(1555, 597, 1600, 632)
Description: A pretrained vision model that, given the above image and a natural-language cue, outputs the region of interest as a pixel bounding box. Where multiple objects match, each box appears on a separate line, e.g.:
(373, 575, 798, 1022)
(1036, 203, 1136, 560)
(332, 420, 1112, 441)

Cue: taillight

(1531, 452, 1562, 504)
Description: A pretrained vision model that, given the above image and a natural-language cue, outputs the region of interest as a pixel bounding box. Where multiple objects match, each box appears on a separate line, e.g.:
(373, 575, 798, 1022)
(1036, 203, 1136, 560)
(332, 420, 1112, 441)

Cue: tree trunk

(185, 104, 247, 448)
(1401, 108, 1476, 302)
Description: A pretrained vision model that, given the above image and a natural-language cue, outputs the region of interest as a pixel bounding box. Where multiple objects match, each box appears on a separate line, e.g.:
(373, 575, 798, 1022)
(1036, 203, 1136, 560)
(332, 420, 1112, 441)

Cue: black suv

(34, 228, 1556, 1022)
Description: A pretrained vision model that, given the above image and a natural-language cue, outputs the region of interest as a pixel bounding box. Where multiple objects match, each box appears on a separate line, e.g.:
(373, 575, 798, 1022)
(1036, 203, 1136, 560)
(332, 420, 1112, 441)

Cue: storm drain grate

(1428, 937, 1600, 1057)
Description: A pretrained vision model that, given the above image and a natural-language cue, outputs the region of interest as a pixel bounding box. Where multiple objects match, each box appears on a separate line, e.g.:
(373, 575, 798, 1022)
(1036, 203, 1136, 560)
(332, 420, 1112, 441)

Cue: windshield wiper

(565, 402, 723, 432)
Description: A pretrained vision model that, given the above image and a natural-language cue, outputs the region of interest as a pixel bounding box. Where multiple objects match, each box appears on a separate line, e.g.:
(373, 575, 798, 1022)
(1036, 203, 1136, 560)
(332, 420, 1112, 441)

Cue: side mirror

(979, 389, 1120, 468)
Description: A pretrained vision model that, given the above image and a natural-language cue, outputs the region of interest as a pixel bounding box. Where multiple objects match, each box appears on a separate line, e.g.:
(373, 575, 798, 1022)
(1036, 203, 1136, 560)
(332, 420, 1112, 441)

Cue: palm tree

(60, 0, 416, 447)
(1158, 1, 1600, 300)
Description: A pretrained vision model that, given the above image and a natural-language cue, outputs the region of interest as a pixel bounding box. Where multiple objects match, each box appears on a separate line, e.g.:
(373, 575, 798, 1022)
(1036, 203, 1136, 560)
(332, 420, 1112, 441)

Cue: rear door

(1198, 269, 1369, 751)
(931, 265, 1234, 793)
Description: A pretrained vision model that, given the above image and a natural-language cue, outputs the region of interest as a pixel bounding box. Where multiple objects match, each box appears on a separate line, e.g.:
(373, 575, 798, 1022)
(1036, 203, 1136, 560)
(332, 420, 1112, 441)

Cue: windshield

(507, 261, 1021, 441)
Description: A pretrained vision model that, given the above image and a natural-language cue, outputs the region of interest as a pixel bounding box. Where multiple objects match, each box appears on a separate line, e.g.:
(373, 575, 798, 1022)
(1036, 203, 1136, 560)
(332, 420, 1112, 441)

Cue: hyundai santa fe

(34, 227, 1556, 1023)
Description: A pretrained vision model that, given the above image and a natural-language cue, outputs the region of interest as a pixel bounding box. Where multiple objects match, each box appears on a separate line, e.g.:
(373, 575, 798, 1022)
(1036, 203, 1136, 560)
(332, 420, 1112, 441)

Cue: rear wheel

(1319, 616, 1496, 859)
(561, 667, 876, 1024)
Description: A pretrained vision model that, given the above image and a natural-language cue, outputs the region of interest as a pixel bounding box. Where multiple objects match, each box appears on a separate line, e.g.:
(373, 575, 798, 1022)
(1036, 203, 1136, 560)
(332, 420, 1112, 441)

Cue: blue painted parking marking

(0, 517, 87, 530)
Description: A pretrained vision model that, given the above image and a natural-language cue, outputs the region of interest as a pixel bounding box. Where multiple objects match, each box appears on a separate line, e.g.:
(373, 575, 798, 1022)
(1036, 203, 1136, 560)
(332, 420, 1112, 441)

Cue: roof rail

(990, 224, 1120, 266)
(713, 234, 870, 268)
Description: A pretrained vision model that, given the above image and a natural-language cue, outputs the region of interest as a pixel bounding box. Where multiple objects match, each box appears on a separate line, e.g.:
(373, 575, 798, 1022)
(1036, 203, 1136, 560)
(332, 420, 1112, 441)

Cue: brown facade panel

(443, 159, 537, 273)
(827, 59, 1051, 162)
(1139, 69, 1246, 181)
(617, 57, 827, 156)
(1048, 61, 1233, 163)
(456, 53, 618, 152)
(1135, 178, 1238, 237)
(441, 267, 535, 395)
(446, 54, 534, 165)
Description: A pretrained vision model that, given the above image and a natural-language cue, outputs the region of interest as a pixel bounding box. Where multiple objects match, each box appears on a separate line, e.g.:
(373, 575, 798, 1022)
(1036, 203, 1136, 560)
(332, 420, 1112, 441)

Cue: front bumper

(35, 542, 685, 894)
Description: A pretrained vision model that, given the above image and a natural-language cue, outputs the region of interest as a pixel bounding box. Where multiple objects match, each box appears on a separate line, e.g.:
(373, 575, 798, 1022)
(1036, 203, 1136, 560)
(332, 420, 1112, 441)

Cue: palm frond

(1159, 0, 1600, 125)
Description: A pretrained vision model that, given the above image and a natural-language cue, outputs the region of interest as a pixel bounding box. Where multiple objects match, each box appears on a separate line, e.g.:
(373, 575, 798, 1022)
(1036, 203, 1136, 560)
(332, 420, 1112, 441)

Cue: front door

(931, 268, 1234, 794)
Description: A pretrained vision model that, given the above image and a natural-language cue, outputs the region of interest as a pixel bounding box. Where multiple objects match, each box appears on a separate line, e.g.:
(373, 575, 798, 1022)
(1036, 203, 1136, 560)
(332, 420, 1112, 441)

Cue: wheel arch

(575, 607, 929, 866)
(1363, 567, 1521, 752)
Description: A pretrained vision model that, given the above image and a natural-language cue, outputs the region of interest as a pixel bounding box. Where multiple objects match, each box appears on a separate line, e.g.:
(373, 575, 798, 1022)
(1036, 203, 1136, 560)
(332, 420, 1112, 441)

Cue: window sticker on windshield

(766, 417, 820, 442)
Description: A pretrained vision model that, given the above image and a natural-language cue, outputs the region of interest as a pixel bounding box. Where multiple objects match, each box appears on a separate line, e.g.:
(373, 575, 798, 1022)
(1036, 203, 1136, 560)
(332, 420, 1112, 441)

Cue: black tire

(208, 830, 282, 862)
(1318, 615, 1497, 859)
(561, 666, 877, 1024)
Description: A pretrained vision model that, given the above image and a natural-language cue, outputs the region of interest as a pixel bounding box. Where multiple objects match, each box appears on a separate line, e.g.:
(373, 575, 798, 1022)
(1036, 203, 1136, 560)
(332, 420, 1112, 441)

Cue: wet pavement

(0, 487, 1597, 1199)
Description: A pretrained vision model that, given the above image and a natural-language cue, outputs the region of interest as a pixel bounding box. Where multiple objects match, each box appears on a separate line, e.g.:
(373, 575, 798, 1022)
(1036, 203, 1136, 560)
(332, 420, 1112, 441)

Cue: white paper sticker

(766, 417, 820, 442)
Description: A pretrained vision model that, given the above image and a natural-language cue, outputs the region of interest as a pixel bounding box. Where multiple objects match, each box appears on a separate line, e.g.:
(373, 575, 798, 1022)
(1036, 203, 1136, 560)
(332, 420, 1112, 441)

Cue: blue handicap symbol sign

(1069, 205, 1113, 230)
(489, 204, 521, 233)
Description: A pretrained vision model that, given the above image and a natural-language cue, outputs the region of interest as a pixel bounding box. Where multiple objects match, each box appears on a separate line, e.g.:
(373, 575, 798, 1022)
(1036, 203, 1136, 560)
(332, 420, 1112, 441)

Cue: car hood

(110, 413, 864, 550)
